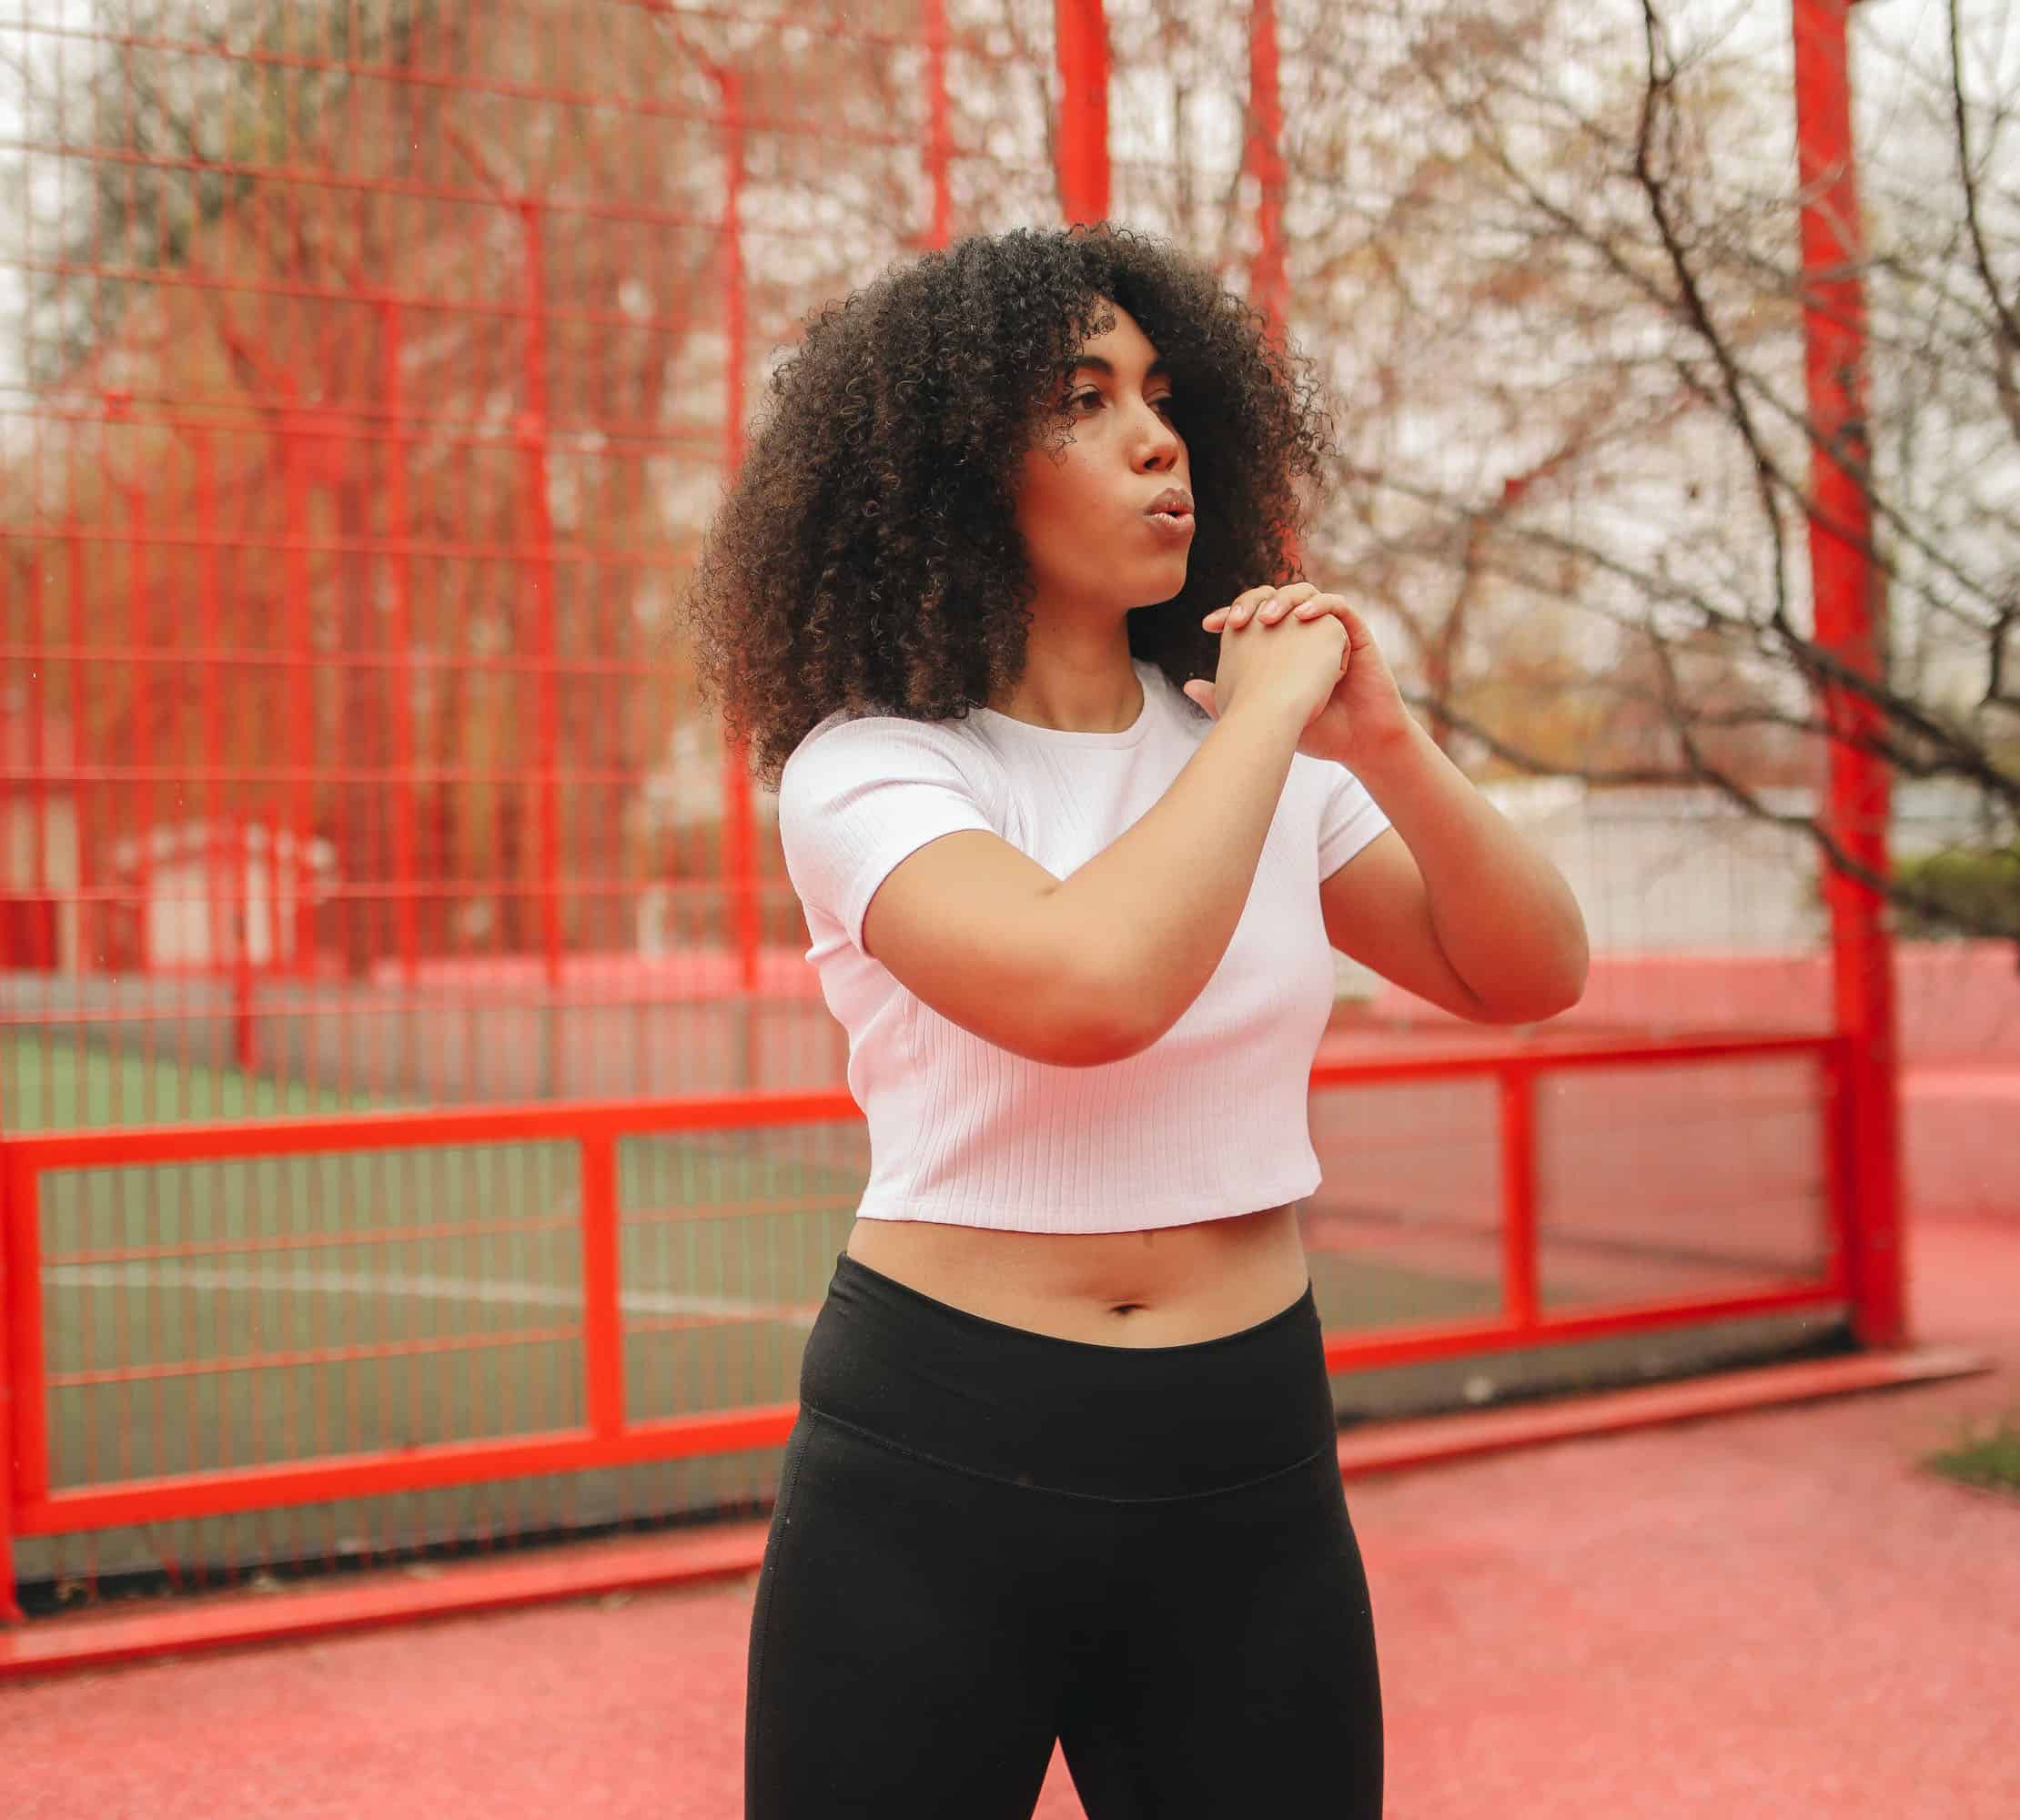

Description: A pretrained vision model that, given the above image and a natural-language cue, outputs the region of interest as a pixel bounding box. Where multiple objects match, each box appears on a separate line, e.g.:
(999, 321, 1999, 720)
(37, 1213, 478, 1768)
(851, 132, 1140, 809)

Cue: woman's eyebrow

(1066, 354, 1170, 380)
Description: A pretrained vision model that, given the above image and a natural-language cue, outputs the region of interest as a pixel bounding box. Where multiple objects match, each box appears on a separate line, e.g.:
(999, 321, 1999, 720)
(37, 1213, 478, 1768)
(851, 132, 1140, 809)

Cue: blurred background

(0, 0, 2012, 1629)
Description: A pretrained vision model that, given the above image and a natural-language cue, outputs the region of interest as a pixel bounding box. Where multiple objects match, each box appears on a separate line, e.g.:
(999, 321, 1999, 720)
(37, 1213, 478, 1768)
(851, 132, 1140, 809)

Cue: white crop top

(774, 657, 1392, 1234)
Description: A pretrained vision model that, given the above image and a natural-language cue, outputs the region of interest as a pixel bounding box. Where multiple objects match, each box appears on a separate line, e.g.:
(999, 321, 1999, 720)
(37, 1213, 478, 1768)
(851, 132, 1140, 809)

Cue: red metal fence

(1, 0, 1896, 1631)
(4, 1035, 1852, 1623)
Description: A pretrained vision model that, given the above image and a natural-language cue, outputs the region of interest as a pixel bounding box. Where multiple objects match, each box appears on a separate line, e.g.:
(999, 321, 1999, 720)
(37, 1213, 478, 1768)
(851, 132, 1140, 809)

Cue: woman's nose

(1136, 408, 1180, 469)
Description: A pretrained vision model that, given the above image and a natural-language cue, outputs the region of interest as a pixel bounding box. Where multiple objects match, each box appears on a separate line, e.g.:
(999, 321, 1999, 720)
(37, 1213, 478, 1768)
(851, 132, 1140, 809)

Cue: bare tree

(1275, 0, 2016, 941)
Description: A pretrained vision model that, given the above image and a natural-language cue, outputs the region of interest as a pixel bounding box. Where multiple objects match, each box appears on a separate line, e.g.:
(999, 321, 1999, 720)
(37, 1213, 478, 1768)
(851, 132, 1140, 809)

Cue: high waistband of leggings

(794, 1251, 1338, 1502)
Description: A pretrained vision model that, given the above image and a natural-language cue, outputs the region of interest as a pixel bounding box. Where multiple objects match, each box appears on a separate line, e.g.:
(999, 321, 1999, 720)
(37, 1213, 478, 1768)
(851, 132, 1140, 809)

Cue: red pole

(25, 531, 47, 909)
(232, 816, 255, 1071)
(67, 530, 94, 976)
(1246, 0, 1298, 580)
(1499, 1068, 1540, 1330)
(580, 1134, 624, 1439)
(126, 473, 153, 976)
(1055, 0, 1110, 225)
(379, 300, 420, 990)
(197, 431, 222, 974)
(716, 70, 762, 1003)
(197, 432, 253, 1067)
(1792, 0, 1903, 1349)
(0, 1124, 15, 1615)
(923, 0, 954, 249)
(1246, 0, 1288, 340)
(281, 394, 315, 976)
(519, 202, 564, 1000)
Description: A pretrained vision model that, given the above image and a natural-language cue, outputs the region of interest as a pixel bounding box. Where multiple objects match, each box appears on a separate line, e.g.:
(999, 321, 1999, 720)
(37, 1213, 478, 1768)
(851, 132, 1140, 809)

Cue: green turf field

(3, 1032, 387, 1131)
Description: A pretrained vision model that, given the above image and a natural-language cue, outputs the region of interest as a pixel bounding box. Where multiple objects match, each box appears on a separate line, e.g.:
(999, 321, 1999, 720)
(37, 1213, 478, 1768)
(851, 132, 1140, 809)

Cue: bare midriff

(843, 1201, 1308, 1347)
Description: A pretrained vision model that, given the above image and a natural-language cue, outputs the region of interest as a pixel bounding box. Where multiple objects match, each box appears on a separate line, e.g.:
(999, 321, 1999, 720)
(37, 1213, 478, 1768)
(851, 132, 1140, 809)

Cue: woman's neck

(989, 630, 1141, 733)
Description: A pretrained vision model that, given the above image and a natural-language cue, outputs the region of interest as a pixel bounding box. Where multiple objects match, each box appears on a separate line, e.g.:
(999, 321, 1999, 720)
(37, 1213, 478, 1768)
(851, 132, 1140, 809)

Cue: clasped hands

(1183, 581, 1413, 769)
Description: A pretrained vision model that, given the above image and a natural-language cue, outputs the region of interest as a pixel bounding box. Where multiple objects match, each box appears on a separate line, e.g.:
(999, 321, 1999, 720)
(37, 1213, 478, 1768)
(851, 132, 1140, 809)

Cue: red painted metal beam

(1055, 0, 1109, 225)
(922, 0, 954, 248)
(1246, 0, 1288, 338)
(14, 1404, 801, 1537)
(1791, 0, 1904, 1350)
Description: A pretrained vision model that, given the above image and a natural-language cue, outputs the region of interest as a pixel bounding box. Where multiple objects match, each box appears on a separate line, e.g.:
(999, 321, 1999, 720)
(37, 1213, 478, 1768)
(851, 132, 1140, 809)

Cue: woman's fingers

(1204, 584, 1343, 633)
(1204, 581, 1320, 632)
(1292, 595, 1370, 648)
(1253, 583, 1321, 625)
(1206, 584, 1281, 632)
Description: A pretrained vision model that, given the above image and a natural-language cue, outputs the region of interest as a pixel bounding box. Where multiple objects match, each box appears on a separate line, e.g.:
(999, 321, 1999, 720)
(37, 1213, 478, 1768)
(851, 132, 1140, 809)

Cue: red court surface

(5, 1211, 2015, 1819)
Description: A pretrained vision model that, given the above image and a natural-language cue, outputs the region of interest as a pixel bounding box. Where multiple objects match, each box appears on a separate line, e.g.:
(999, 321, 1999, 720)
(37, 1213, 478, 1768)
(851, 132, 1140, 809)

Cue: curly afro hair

(681, 222, 1336, 787)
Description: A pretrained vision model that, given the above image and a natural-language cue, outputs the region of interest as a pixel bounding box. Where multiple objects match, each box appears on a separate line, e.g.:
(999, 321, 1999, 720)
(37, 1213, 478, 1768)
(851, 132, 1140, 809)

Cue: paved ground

(5, 1213, 2015, 1819)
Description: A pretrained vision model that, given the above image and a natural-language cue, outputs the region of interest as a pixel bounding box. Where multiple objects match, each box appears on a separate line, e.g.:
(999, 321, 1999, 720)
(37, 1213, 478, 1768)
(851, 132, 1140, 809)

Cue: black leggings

(744, 1253, 1384, 1817)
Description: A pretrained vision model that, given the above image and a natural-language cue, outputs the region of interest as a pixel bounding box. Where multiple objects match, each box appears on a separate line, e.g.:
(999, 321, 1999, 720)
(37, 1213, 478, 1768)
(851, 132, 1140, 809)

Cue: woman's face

(1013, 299, 1194, 615)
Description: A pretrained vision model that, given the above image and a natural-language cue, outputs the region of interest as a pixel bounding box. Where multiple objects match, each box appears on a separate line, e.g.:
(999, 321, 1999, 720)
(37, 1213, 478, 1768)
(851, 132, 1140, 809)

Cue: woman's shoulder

(785, 701, 995, 762)
(777, 702, 1010, 808)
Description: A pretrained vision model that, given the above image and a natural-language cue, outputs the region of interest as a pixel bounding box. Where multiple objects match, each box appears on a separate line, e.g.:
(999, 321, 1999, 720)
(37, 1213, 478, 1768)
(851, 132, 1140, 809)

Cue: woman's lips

(1145, 507, 1196, 539)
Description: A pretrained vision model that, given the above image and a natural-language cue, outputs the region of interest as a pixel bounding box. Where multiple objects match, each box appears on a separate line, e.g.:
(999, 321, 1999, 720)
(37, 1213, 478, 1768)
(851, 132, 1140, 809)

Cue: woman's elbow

(1470, 945, 1589, 1026)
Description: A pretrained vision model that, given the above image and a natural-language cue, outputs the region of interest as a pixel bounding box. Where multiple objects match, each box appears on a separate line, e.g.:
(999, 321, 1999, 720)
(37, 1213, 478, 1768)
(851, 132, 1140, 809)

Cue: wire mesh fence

(0, 1, 1893, 1624)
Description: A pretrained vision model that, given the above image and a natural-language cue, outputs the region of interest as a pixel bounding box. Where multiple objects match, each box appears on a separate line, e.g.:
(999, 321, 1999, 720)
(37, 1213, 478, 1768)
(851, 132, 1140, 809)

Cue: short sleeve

(1316, 761, 1391, 879)
(776, 717, 999, 951)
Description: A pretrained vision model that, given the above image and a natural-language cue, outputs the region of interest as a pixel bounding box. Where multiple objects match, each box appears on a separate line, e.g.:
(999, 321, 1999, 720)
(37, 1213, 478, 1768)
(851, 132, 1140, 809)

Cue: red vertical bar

(0, 1158, 21, 1622)
(1246, 0, 1288, 339)
(0, 551, 12, 973)
(232, 816, 256, 1070)
(715, 71, 763, 1007)
(380, 301, 419, 987)
(580, 1134, 624, 1438)
(1819, 1039, 1855, 1299)
(281, 400, 315, 976)
(126, 475, 153, 974)
(25, 546, 47, 905)
(1055, 0, 1111, 225)
(1500, 1067, 1540, 1328)
(197, 434, 229, 1010)
(67, 529, 93, 978)
(519, 203, 564, 997)
(2, 1164, 47, 1552)
(1792, 0, 1902, 1349)
(923, 0, 954, 248)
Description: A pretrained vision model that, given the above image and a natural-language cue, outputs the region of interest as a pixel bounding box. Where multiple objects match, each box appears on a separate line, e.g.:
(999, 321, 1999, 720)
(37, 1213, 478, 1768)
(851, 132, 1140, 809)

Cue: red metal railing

(2, 1033, 1851, 1621)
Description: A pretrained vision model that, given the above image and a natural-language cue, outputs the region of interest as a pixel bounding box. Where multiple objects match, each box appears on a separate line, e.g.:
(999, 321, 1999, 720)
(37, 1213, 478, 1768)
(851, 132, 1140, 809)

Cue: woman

(685, 224, 1588, 1818)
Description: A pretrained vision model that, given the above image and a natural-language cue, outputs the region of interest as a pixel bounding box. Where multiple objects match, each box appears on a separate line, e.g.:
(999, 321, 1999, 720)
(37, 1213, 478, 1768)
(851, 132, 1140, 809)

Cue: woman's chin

(1126, 567, 1190, 613)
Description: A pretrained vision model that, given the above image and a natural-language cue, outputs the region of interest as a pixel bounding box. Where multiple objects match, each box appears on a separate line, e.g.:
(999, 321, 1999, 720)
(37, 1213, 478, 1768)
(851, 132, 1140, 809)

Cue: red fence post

(0, 1160, 44, 1624)
(1246, 0, 1288, 340)
(195, 431, 226, 986)
(923, 0, 954, 249)
(1499, 1067, 1540, 1329)
(712, 66, 765, 1093)
(1791, 0, 1904, 1350)
(280, 393, 316, 977)
(1055, 0, 1110, 225)
(580, 1134, 625, 1439)
(0, 1154, 18, 1623)
(519, 203, 565, 1006)
(379, 299, 420, 995)
(123, 463, 153, 975)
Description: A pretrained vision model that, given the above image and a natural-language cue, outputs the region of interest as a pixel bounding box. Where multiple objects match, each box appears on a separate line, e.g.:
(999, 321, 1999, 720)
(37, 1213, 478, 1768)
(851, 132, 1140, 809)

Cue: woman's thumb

(1182, 680, 1218, 719)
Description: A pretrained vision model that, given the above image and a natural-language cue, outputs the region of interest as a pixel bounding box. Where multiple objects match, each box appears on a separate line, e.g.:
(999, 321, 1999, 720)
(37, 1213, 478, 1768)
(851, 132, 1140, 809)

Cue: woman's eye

(1068, 390, 1102, 412)
(1152, 395, 1177, 417)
